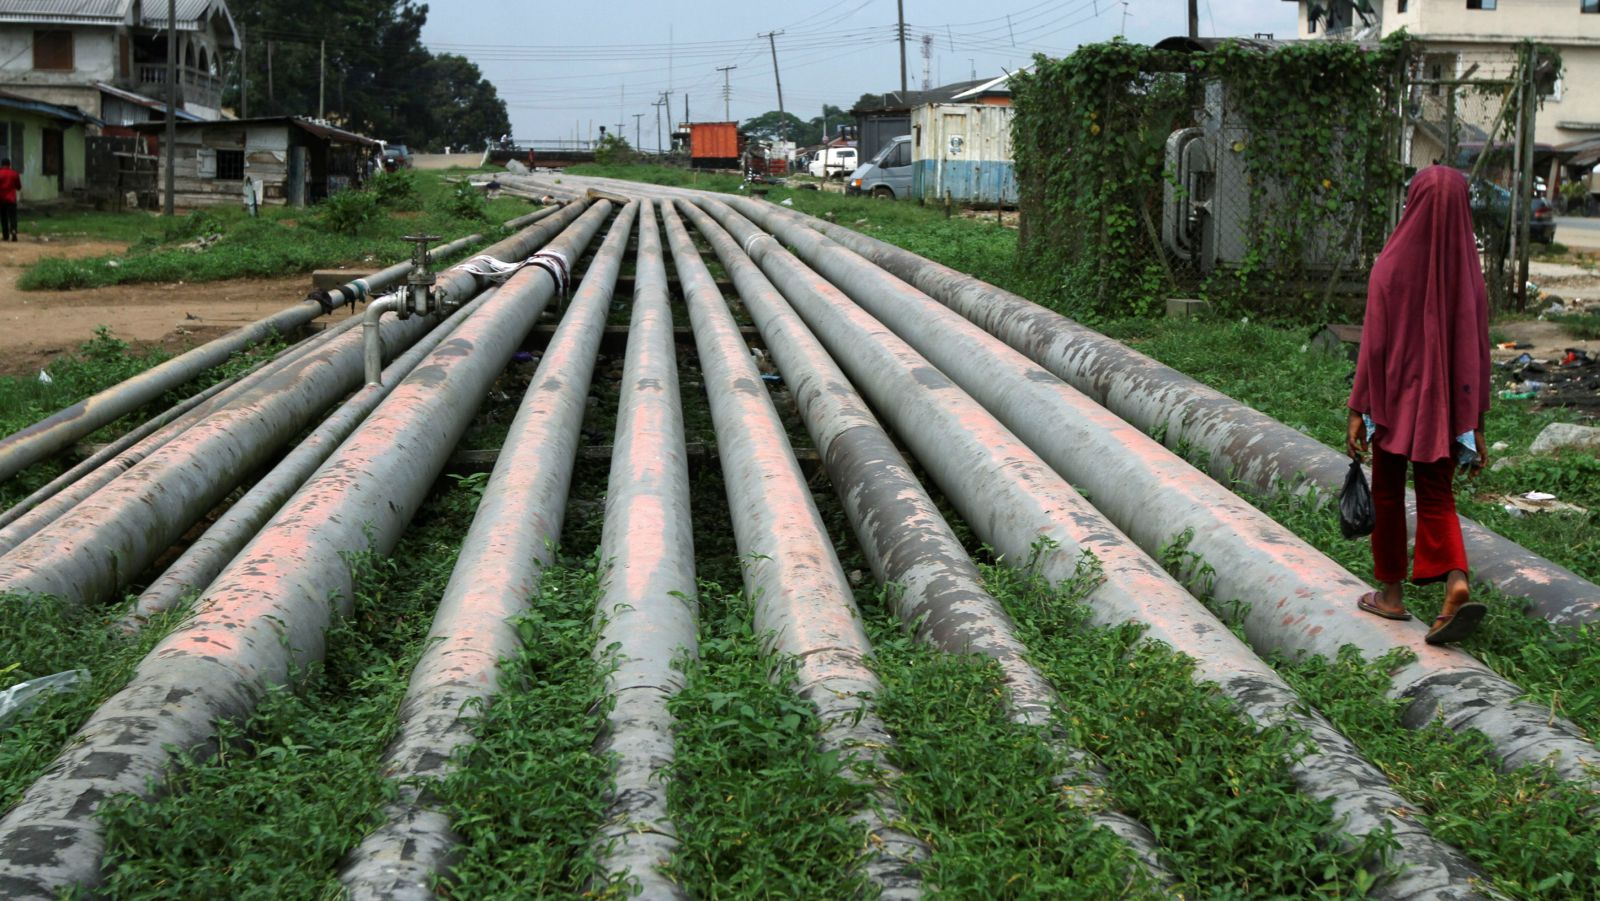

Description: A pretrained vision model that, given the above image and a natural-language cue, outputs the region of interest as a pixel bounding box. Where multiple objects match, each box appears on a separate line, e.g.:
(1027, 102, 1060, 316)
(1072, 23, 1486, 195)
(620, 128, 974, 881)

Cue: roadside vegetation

(17, 169, 535, 292)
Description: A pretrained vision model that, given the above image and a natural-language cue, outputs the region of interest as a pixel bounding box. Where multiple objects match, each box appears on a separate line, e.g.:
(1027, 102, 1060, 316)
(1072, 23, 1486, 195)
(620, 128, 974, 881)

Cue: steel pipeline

(337, 199, 635, 899)
(122, 285, 502, 630)
(589, 200, 697, 896)
(0, 314, 364, 558)
(0, 203, 595, 607)
(691, 198, 1501, 900)
(662, 202, 927, 898)
(679, 199, 1176, 886)
(0, 201, 616, 899)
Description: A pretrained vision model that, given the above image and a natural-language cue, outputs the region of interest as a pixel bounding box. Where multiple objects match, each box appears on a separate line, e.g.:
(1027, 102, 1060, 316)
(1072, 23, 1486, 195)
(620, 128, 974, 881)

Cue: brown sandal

(1357, 591, 1412, 621)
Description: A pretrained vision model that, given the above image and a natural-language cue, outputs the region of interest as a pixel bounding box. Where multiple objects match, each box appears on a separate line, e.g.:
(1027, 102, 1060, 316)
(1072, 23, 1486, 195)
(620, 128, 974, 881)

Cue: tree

(740, 110, 808, 144)
(224, 1, 510, 151)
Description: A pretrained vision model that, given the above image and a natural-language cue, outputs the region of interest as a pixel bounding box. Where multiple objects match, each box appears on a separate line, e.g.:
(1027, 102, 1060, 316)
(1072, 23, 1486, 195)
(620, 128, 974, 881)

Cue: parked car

(1468, 179, 1556, 246)
(847, 135, 913, 199)
(382, 143, 414, 172)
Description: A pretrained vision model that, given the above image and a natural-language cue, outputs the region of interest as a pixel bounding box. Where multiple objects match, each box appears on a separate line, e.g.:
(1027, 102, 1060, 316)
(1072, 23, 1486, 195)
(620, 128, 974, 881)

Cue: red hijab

(1349, 165, 1490, 463)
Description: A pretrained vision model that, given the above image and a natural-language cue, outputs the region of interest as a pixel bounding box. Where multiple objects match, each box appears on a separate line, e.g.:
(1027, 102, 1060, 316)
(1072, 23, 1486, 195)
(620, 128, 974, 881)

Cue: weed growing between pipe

(88, 483, 466, 897)
(662, 580, 875, 898)
(431, 559, 621, 899)
(0, 595, 189, 815)
(1280, 647, 1600, 899)
(984, 557, 1391, 897)
(863, 613, 1159, 897)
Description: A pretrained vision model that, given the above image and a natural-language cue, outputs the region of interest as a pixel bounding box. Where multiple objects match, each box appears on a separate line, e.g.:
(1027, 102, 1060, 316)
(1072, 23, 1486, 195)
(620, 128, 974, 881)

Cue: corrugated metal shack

(910, 72, 1017, 206)
(130, 115, 379, 208)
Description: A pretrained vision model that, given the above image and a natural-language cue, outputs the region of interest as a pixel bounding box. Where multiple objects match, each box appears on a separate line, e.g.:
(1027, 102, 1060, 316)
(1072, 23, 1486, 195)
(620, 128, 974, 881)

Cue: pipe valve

(401, 234, 441, 319)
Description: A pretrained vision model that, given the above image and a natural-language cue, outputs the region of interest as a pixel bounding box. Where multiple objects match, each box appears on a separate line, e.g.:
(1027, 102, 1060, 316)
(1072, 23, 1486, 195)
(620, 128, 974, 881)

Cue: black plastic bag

(1339, 459, 1376, 539)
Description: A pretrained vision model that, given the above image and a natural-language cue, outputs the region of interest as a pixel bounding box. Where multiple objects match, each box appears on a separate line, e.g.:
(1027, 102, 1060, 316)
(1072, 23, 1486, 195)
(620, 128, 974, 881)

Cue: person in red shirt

(0, 158, 20, 242)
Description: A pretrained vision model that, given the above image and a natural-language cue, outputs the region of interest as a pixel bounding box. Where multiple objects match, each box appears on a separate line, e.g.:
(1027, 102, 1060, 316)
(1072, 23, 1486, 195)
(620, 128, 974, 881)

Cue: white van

(847, 136, 912, 198)
(808, 146, 857, 178)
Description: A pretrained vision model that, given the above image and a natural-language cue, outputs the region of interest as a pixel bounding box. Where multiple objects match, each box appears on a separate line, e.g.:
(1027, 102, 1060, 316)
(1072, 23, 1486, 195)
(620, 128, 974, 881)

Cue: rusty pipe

(661, 201, 928, 898)
(743, 198, 1600, 626)
(731, 197, 1600, 789)
(122, 286, 502, 631)
(691, 198, 1501, 900)
(0, 315, 364, 557)
(678, 199, 1175, 884)
(0, 201, 618, 900)
(338, 199, 635, 899)
(586, 201, 698, 896)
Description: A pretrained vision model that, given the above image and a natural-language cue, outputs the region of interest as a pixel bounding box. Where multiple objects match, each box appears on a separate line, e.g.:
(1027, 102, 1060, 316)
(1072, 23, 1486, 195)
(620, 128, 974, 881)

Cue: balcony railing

(135, 64, 222, 110)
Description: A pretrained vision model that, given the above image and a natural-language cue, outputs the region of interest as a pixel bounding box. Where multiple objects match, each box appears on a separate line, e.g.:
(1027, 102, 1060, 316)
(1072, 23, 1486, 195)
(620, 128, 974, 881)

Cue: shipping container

(689, 121, 744, 169)
(910, 102, 1017, 206)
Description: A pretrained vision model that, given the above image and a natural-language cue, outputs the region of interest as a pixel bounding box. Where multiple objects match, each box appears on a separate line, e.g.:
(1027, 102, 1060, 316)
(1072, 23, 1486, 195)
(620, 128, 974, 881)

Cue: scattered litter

(781, 198, 794, 206)
(1496, 341, 1534, 350)
(1500, 491, 1587, 517)
(36, 369, 51, 384)
(1490, 440, 1510, 452)
(1545, 301, 1567, 316)
(1498, 390, 1536, 400)
(760, 373, 783, 384)
(0, 670, 89, 726)
(106, 259, 120, 268)
(511, 351, 534, 364)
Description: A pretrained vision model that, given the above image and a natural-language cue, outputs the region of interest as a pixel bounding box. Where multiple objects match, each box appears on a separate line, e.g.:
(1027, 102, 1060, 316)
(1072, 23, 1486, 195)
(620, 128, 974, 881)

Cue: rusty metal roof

(128, 115, 381, 147)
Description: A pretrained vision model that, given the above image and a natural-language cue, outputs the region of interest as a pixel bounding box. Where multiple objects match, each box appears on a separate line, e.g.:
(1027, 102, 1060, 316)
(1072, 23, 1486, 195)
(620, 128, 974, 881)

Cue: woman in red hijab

(1347, 165, 1491, 644)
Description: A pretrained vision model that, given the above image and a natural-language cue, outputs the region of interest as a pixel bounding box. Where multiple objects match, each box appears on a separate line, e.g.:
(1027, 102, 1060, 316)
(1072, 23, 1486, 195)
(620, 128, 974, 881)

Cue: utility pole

(683, 94, 688, 129)
(654, 94, 667, 154)
(318, 40, 325, 119)
(897, 0, 907, 93)
(239, 24, 247, 117)
(633, 112, 644, 149)
(266, 40, 273, 108)
(1188, 0, 1199, 38)
(164, 0, 176, 216)
(717, 65, 737, 121)
(759, 30, 785, 116)
(1120, 1, 1130, 37)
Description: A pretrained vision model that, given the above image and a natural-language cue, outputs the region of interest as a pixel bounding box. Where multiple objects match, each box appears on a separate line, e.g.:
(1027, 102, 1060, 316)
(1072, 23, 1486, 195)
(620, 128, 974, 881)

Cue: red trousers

(1370, 446, 1468, 585)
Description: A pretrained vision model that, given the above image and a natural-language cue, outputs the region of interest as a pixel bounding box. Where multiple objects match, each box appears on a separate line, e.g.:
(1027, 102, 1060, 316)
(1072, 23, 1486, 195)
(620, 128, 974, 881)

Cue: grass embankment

(18, 169, 535, 292)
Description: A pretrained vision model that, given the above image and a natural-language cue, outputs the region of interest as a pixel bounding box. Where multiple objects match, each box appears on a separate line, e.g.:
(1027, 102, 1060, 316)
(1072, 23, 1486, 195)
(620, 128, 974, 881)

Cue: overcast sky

(419, 0, 1299, 148)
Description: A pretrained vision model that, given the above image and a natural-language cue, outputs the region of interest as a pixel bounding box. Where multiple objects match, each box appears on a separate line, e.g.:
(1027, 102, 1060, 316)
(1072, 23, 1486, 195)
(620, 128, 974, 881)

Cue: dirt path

(0, 238, 335, 377)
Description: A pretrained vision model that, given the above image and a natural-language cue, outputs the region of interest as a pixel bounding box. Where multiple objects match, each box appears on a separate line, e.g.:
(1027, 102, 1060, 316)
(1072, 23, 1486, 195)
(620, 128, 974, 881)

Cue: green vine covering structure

(1012, 34, 1415, 322)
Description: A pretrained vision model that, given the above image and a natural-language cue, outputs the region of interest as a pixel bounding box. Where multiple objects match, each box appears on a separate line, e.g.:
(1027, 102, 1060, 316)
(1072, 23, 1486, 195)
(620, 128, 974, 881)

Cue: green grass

(1547, 312, 1600, 340)
(662, 581, 875, 899)
(18, 207, 159, 244)
(1282, 646, 1600, 900)
(985, 556, 1390, 898)
(17, 171, 534, 292)
(432, 558, 620, 899)
(866, 617, 1160, 899)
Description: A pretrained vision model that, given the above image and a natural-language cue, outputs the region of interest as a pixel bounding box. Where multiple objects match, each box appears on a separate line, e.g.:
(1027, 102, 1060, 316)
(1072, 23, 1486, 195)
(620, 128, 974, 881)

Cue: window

(1398, 0, 1409, 10)
(119, 34, 130, 76)
(1585, 0, 1600, 13)
(1467, 0, 1496, 9)
(890, 141, 911, 168)
(216, 149, 244, 180)
(32, 30, 72, 70)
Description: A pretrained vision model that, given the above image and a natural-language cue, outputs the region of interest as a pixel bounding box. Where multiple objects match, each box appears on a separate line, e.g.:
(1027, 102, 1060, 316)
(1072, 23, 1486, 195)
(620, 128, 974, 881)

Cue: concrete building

(0, 89, 91, 200)
(1285, 0, 1600, 151)
(0, 0, 239, 122)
